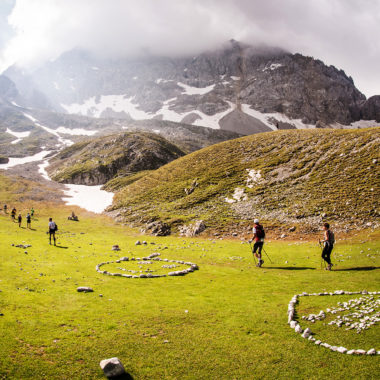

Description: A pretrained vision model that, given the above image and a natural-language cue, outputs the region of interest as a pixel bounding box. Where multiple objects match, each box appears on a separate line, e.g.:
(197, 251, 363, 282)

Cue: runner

(252, 218, 266, 267)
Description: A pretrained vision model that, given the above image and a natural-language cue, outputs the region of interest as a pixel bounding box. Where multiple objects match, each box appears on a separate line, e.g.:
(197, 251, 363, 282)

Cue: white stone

(337, 346, 347, 354)
(290, 321, 297, 329)
(295, 325, 302, 333)
(346, 350, 355, 355)
(355, 349, 366, 355)
(367, 348, 376, 355)
(100, 357, 126, 378)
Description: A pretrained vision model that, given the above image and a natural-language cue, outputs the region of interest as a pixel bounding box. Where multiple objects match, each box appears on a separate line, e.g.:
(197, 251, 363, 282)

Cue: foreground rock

(99, 357, 126, 378)
(77, 287, 94, 293)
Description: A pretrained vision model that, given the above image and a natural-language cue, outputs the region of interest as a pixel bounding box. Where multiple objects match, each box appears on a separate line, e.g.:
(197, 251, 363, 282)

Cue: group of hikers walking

(4, 204, 58, 245)
(5, 205, 34, 229)
(250, 219, 335, 270)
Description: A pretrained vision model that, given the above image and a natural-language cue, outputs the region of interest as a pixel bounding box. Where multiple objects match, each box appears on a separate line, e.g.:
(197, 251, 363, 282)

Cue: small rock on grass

(77, 287, 93, 293)
(100, 357, 126, 378)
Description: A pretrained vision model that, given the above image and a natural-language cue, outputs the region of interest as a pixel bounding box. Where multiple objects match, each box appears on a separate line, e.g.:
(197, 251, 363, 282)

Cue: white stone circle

(287, 290, 380, 355)
(96, 252, 199, 278)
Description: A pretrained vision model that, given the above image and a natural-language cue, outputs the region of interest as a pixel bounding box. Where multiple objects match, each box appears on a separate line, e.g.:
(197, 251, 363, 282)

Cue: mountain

(4, 40, 379, 134)
(107, 128, 379, 234)
(0, 75, 241, 158)
(46, 131, 185, 185)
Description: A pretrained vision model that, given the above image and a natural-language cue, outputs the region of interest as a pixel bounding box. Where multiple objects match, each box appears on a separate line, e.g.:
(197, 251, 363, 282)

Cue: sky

(0, 0, 379, 97)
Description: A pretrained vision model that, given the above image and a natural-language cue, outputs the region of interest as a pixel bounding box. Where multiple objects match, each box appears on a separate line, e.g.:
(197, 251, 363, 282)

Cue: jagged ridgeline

(109, 128, 379, 231)
(47, 131, 185, 185)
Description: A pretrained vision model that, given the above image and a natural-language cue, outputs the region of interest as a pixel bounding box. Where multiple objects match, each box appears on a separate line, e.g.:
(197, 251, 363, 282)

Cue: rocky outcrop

(47, 132, 185, 185)
(0, 156, 9, 164)
(361, 96, 380, 122)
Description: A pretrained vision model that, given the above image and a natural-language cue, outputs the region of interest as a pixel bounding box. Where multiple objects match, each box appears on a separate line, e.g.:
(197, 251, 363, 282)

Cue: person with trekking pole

(320, 222, 335, 270)
(251, 219, 266, 267)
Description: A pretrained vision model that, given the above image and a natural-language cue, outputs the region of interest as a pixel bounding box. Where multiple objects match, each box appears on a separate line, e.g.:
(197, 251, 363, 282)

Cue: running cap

(254, 218, 259, 224)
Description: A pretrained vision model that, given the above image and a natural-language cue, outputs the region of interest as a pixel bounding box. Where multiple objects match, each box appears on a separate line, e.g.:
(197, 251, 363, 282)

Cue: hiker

(321, 222, 335, 270)
(11, 207, 16, 221)
(3, 204, 7, 213)
(26, 213, 31, 228)
(18, 213, 22, 227)
(48, 217, 57, 246)
(251, 218, 266, 267)
(31, 207, 34, 217)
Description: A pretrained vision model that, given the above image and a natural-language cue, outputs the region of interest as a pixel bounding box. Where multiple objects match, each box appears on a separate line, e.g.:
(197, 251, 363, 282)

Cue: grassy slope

(48, 132, 184, 183)
(0, 205, 379, 379)
(111, 128, 380, 232)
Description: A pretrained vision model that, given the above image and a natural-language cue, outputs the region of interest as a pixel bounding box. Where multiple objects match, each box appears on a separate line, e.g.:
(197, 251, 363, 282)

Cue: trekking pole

(262, 247, 273, 264)
(248, 241, 257, 264)
(318, 240, 326, 269)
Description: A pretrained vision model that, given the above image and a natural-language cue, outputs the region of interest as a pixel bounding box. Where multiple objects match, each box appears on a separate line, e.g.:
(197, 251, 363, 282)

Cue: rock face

(361, 96, 380, 122)
(4, 40, 375, 130)
(47, 131, 185, 185)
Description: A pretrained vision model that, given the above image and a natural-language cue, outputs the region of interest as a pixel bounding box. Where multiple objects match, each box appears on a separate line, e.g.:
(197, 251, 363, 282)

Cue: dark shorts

(49, 229, 56, 235)
(253, 241, 264, 255)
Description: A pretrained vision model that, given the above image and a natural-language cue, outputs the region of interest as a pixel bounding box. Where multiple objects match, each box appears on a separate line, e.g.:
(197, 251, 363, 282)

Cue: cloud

(0, 0, 379, 97)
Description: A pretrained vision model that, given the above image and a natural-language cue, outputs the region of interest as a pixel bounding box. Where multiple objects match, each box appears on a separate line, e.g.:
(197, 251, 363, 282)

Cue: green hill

(47, 131, 185, 185)
(109, 128, 380, 233)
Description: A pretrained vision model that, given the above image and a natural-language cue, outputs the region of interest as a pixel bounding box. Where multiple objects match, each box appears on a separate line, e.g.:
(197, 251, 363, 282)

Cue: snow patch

(62, 184, 114, 214)
(230, 76, 240, 81)
(246, 169, 263, 188)
(263, 63, 283, 72)
(225, 188, 248, 203)
(177, 82, 215, 95)
(6, 128, 31, 144)
(23, 113, 73, 146)
(38, 160, 51, 181)
(55, 127, 97, 136)
(61, 95, 153, 120)
(0, 150, 52, 170)
(241, 104, 315, 130)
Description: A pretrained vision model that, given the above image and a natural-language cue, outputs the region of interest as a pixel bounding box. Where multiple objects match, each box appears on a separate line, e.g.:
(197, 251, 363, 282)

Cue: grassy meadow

(0, 204, 379, 379)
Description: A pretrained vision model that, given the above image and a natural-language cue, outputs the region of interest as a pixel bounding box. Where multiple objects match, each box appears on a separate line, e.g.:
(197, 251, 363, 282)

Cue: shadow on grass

(109, 373, 134, 380)
(263, 266, 316, 270)
(55, 245, 69, 249)
(334, 266, 379, 271)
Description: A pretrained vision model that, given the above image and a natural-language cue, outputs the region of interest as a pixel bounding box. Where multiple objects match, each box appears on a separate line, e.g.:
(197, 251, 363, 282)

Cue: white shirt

(49, 221, 56, 230)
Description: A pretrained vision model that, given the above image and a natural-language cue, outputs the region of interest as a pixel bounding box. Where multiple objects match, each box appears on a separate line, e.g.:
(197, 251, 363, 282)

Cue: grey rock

(77, 287, 93, 293)
(99, 357, 126, 378)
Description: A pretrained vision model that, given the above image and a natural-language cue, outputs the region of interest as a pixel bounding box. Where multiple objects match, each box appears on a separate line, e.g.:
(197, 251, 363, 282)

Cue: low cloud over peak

(0, 0, 379, 97)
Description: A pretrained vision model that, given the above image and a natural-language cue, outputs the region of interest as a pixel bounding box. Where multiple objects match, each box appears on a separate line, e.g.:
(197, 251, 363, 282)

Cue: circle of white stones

(96, 252, 199, 279)
(287, 290, 380, 355)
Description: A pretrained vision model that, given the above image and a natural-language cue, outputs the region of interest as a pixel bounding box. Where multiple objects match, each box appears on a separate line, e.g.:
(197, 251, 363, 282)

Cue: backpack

(54, 224, 58, 231)
(255, 224, 265, 239)
(328, 230, 335, 245)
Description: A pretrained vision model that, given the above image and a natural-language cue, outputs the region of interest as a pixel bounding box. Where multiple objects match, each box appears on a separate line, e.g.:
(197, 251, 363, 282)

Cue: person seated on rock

(68, 211, 79, 221)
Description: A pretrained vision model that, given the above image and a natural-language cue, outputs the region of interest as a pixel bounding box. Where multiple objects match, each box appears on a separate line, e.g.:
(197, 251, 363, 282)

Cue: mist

(0, 0, 379, 97)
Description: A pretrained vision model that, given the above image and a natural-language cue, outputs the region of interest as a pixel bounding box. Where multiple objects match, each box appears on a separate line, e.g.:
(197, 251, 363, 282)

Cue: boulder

(99, 357, 126, 378)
